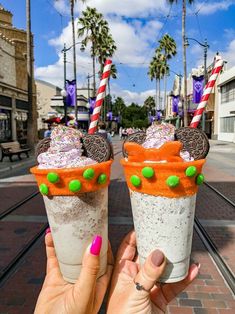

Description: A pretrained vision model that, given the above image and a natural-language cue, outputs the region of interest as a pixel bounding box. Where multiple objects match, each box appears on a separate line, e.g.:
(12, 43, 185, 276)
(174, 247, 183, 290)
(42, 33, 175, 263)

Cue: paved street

(0, 138, 234, 314)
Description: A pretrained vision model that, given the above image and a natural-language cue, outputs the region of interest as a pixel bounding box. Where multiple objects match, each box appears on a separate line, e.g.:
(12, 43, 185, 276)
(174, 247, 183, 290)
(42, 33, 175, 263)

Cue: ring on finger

(133, 278, 151, 292)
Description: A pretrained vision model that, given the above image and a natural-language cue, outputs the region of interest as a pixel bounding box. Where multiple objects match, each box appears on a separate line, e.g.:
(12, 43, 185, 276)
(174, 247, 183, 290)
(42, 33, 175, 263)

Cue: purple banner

(193, 76, 204, 104)
(89, 97, 96, 114)
(172, 95, 179, 114)
(66, 80, 76, 107)
(106, 110, 113, 121)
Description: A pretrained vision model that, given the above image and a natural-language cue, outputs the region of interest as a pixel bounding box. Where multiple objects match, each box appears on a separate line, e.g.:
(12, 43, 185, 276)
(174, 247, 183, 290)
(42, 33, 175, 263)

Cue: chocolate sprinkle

(122, 132, 146, 157)
(35, 137, 51, 160)
(174, 127, 210, 160)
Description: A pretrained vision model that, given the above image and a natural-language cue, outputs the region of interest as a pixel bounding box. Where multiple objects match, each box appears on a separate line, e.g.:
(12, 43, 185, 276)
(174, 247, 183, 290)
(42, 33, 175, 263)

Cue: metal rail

(195, 181, 235, 294)
(194, 217, 235, 294)
(0, 223, 49, 285)
(204, 182, 235, 208)
(0, 191, 40, 220)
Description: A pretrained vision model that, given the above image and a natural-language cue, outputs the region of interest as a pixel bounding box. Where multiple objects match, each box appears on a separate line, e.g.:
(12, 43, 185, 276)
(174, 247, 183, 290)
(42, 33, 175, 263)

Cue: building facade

(217, 66, 235, 142)
(0, 5, 35, 143)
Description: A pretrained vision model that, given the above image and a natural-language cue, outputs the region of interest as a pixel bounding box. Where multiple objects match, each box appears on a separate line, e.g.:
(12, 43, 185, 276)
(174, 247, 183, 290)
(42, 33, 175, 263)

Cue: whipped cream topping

(142, 123, 194, 162)
(38, 125, 97, 169)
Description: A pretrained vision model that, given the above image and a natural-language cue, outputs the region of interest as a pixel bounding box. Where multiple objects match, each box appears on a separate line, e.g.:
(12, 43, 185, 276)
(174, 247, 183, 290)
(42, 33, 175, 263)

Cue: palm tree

(158, 34, 177, 109)
(167, 0, 194, 126)
(78, 7, 110, 97)
(144, 96, 156, 116)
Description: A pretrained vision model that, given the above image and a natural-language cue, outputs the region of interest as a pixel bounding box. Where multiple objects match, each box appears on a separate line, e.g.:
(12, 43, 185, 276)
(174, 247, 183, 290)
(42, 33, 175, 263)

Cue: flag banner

(89, 97, 96, 114)
(193, 76, 204, 104)
(106, 110, 113, 121)
(172, 95, 179, 114)
(66, 80, 76, 107)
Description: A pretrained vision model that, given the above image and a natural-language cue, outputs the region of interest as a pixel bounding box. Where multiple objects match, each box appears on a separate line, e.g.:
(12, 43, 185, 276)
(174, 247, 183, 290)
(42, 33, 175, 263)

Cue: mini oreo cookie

(175, 127, 210, 160)
(122, 132, 146, 157)
(35, 137, 51, 159)
(82, 134, 112, 162)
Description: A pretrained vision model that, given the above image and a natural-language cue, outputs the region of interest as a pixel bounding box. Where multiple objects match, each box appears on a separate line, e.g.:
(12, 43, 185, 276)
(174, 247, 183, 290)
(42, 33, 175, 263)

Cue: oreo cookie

(174, 127, 210, 160)
(35, 137, 51, 159)
(122, 132, 146, 157)
(82, 134, 112, 162)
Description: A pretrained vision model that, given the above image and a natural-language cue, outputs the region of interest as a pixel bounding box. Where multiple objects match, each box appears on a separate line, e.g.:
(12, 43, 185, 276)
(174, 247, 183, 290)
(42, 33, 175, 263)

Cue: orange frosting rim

(31, 160, 113, 196)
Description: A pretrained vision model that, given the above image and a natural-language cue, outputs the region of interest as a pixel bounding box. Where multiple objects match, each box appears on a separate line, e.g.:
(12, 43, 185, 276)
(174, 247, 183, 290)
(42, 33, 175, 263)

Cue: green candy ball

(98, 174, 107, 184)
(83, 168, 95, 180)
(69, 180, 82, 192)
(47, 172, 59, 183)
(196, 174, 205, 185)
(166, 175, 180, 188)
(185, 166, 197, 177)
(39, 183, 49, 195)
(142, 167, 155, 178)
(130, 175, 141, 187)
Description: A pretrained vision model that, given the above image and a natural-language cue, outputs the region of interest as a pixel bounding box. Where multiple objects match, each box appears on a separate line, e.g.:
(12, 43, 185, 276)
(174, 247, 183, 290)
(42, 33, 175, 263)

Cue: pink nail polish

(90, 235, 102, 256)
(45, 227, 51, 235)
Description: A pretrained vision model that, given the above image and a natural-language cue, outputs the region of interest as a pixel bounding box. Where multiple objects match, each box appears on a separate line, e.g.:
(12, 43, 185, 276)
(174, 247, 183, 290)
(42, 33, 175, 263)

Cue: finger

(116, 230, 136, 263)
(95, 244, 114, 304)
(74, 235, 102, 304)
(134, 249, 166, 293)
(161, 263, 200, 303)
(45, 230, 60, 274)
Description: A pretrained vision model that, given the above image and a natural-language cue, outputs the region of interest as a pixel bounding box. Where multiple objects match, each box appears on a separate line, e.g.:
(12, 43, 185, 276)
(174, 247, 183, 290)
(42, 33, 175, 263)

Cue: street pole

(63, 43, 67, 124)
(202, 39, 208, 132)
(87, 74, 90, 100)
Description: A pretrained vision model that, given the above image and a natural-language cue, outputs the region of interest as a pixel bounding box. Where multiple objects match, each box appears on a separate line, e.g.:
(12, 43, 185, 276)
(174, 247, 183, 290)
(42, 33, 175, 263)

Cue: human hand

(107, 231, 200, 314)
(35, 229, 113, 314)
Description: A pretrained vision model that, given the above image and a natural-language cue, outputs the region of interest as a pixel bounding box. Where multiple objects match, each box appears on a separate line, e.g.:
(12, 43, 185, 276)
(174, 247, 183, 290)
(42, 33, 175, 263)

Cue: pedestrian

(44, 125, 52, 138)
(97, 122, 112, 143)
(35, 230, 200, 313)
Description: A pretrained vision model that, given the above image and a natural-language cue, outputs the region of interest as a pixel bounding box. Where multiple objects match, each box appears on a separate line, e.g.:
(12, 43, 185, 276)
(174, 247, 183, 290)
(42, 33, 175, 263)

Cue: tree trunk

(182, 0, 188, 126)
(158, 79, 161, 111)
(71, 1, 78, 123)
(155, 79, 158, 115)
(92, 42, 96, 97)
(26, 0, 37, 150)
(164, 74, 167, 114)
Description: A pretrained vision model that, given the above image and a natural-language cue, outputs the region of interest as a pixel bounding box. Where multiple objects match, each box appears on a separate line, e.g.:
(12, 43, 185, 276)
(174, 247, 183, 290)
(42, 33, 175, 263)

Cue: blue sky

(1, 0, 235, 104)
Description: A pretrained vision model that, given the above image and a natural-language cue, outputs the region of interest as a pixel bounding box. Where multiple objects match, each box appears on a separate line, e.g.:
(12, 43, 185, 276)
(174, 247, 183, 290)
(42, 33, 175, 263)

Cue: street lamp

(185, 37, 209, 131)
(61, 42, 85, 125)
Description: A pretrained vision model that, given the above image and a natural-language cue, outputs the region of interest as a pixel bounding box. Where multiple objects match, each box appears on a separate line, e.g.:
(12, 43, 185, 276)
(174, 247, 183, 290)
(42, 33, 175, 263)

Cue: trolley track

(195, 181, 235, 294)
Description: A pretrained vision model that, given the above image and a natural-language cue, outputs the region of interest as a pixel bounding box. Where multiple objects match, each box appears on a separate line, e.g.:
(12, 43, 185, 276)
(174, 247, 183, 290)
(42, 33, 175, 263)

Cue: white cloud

(193, 1, 234, 15)
(112, 83, 155, 105)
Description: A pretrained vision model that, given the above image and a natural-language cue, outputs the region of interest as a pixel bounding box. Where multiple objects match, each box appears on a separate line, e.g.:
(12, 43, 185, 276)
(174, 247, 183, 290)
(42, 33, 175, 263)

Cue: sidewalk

(0, 155, 36, 173)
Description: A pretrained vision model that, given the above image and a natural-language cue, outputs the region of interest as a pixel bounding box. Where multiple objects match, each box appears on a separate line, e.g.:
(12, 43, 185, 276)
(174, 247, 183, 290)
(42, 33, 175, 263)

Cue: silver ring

(134, 279, 149, 292)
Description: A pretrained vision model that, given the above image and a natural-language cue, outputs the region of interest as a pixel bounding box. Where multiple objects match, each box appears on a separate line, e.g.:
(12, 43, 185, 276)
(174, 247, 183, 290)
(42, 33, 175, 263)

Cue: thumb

(134, 249, 166, 293)
(74, 235, 102, 302)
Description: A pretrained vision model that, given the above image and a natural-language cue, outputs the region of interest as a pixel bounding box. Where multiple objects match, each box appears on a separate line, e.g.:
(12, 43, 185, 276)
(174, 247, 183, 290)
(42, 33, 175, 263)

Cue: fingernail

(45, 227, 51, 235)
(151, 249, 164, 267)
(90, 235, 102, 256)
(195, 262, 201, 270)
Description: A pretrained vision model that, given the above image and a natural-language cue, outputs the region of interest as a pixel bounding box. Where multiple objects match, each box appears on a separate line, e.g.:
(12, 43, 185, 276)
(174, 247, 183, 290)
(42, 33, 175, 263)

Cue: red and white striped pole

(190, 55, 224, 128)
(88, 59, 112, 134)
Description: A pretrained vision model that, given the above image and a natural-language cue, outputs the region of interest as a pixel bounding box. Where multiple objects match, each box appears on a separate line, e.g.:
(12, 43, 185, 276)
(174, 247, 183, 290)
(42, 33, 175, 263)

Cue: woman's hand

(107, 231, 199, 314)
(35, 230, 113, 314)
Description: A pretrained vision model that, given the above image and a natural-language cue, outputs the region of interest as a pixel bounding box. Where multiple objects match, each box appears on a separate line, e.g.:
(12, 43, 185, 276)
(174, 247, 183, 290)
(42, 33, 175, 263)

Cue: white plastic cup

(43, 187, 108, 283)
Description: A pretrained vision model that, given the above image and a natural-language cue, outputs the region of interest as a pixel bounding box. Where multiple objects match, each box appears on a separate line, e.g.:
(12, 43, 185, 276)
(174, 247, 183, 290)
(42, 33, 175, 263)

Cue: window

(221, 79, 235, 104)
(220, 116, 235, 133)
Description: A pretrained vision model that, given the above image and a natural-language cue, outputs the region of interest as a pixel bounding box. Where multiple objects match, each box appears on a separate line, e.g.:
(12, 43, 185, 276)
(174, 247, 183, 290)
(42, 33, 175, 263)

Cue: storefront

(0, 108, 11, 142)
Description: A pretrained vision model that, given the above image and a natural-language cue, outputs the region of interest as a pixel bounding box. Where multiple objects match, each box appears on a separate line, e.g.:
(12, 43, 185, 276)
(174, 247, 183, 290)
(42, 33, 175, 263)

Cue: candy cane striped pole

(190, 55, 224, 128)
(88, 59, 112, 134)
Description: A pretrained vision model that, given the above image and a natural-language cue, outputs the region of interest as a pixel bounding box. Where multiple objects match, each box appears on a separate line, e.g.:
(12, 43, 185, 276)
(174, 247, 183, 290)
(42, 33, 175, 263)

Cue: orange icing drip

(121, 141, 205, 198)
(30, 160, 112, 196)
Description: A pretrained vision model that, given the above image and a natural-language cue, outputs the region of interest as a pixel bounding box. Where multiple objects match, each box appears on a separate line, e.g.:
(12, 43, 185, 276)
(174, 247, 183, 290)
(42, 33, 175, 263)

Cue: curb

(0, 158, 36, 174)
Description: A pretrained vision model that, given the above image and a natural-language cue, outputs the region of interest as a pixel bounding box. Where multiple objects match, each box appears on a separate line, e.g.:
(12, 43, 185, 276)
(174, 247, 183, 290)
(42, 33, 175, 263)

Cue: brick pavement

(0, 138, 234, 314)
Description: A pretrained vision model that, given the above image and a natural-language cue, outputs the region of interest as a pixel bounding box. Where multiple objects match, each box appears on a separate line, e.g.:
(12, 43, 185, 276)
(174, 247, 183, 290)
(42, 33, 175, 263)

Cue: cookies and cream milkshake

(31, 126, 112, 283)
(121, 123, 206, 283)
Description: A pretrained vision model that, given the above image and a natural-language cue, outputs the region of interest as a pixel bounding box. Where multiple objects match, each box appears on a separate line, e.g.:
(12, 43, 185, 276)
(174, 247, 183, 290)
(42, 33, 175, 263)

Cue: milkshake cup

(31, 126, 112, 283)
(121, 140, 205, 283)
(31, 161, 112, 283)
